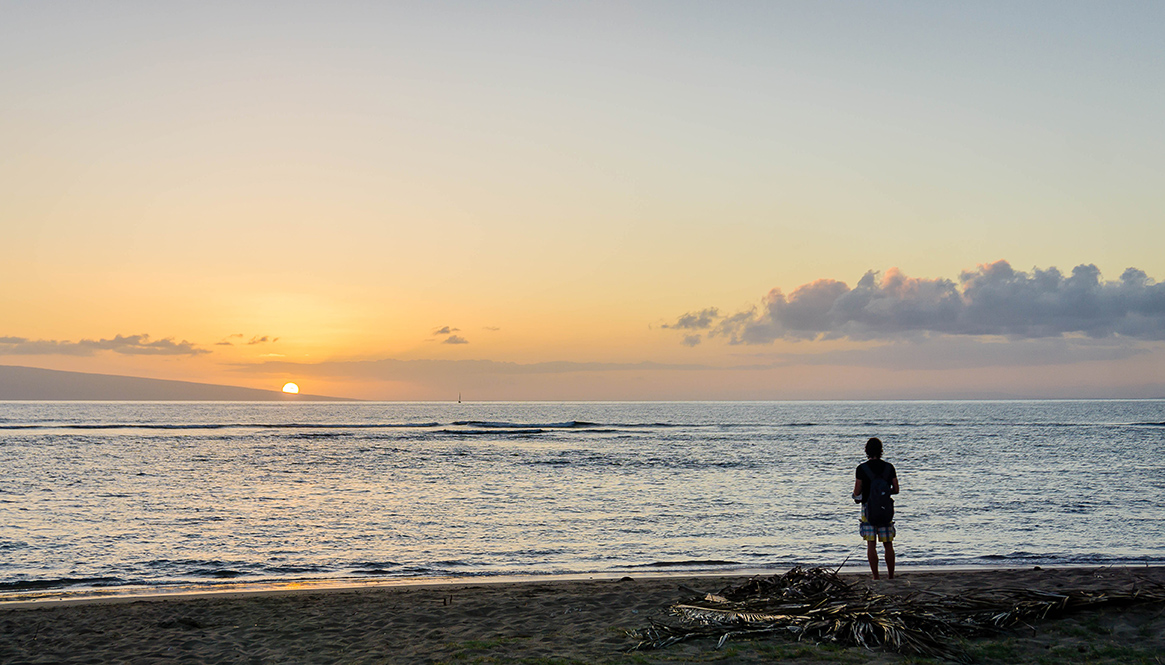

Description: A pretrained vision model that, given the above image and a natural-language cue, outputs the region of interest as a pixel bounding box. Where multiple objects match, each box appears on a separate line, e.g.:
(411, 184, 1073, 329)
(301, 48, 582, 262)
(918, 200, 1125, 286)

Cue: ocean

(1, 400, 1162, 598)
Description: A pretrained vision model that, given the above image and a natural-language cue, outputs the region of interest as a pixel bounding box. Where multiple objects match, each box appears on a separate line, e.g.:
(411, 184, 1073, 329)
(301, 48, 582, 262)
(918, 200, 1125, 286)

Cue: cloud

(740, 336, 1150, 371)
(217, 334, 278, 346)
(216, 333, 245, 346)
(228, 339, 1163, 400)
(432, 325, 469, 344)
(669, 261, 1165, 345)
(662, 308, 720, 331)
(235, 358, 715, 380)
(0, 334, 208, 356)
(238, 340, 1137, 379)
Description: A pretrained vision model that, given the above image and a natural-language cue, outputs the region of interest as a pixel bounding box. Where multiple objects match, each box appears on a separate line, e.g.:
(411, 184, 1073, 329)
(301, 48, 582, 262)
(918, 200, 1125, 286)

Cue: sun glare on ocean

(282, 382, 300, 394)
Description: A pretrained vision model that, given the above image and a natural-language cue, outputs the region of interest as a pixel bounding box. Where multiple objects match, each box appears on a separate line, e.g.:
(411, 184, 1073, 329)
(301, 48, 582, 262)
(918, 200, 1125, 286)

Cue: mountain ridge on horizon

(0, 365, 350, 401)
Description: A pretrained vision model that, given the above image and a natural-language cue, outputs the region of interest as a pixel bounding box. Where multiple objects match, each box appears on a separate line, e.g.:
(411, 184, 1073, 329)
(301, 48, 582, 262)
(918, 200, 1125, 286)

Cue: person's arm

(852, 478, 863, 502)
(890, 476, 900, 495)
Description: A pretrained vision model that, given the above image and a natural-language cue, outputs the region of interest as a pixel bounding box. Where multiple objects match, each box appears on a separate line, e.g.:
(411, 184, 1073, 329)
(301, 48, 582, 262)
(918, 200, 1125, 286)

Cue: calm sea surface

(1, 400, 1163, 597)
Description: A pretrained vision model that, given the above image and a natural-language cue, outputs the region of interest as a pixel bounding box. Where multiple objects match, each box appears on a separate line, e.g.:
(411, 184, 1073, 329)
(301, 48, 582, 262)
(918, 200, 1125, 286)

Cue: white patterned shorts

(860, 505, 895, 543)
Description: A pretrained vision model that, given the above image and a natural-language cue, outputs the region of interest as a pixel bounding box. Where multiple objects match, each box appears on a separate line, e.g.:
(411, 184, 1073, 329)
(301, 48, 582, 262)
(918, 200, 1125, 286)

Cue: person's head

(865, 437, 883, 459)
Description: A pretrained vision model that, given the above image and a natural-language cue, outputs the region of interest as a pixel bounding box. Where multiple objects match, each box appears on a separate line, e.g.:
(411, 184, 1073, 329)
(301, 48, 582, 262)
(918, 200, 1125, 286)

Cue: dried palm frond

(627, 566, 1165, 662)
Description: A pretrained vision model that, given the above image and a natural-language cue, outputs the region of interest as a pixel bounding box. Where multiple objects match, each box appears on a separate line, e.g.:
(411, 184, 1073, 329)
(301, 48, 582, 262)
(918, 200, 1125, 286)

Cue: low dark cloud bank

(669, 261, 1165, 344)
(765, 336, 1148, 371)
(238, 358, 712, 380)
(0, 334, 207, 356)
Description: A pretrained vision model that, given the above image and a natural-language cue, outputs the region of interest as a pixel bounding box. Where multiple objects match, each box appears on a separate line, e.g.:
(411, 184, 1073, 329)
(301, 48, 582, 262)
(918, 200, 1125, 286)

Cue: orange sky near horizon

(3, 3, 1164, 400)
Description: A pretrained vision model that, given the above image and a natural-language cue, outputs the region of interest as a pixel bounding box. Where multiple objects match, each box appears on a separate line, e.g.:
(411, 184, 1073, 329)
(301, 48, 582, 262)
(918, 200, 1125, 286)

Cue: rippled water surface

(1, 400, 1162, 594)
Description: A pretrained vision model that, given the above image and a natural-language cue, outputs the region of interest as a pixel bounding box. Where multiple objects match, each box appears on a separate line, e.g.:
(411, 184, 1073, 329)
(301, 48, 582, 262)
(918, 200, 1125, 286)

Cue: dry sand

(2, 566, 1164, 664)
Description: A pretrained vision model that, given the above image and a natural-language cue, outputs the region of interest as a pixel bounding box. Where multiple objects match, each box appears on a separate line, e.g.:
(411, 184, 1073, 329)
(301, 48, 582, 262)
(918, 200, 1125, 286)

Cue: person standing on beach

(852, 437, 899, 580)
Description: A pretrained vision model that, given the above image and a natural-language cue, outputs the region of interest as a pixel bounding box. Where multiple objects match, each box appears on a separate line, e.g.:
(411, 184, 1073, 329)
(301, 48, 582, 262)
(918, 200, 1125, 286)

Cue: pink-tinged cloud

(668, 261, 1165, 344)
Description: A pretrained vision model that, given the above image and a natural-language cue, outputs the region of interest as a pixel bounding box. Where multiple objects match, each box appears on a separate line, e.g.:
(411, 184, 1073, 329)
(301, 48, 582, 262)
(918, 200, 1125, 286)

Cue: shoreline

(3, 566, 1163, 664)
(4, 561, 1154, 609)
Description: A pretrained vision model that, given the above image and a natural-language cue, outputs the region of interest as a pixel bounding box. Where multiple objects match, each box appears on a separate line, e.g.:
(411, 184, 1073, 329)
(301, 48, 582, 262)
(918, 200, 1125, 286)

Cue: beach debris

(627, 566, 1165, 662)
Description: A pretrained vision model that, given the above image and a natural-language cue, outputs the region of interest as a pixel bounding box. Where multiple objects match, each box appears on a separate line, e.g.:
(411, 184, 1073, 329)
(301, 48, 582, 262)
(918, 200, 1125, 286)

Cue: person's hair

(865, 437, 883, 459)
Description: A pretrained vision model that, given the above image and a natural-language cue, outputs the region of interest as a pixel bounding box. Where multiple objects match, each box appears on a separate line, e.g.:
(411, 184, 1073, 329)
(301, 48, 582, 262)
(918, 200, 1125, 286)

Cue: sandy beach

(2, 566, 1164, 664)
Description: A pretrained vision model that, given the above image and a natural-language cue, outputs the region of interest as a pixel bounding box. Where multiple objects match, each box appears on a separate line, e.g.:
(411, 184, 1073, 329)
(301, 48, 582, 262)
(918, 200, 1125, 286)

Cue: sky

(2, 1, 1164, 400)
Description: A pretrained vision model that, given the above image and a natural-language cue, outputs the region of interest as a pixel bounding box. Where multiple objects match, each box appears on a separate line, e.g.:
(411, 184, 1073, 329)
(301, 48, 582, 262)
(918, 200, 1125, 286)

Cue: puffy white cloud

(668, 261, 1165, 344)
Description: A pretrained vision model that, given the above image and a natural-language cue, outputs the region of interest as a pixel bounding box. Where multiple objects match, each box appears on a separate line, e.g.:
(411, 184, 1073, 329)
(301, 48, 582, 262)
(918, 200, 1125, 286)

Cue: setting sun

(281, 382, 299, 394)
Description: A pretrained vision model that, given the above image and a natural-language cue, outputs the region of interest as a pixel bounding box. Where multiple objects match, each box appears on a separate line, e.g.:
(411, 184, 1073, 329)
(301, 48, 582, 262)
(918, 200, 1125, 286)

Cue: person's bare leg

(866, 540, 879, 579)
(884, 541, 895, 579)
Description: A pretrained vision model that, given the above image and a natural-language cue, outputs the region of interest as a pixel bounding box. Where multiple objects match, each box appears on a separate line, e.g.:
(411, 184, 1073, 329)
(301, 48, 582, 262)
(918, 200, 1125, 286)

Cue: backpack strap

(859, 461, 875, 503)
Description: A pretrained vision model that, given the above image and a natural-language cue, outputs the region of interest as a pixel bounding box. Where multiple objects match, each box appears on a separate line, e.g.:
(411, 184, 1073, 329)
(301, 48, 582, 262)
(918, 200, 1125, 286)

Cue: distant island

(0, 365, 350, 401)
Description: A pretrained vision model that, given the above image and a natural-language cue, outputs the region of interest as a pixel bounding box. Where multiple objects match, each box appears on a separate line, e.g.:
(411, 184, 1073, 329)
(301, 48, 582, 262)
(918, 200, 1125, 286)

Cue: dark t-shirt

(856, 459, 896, 505)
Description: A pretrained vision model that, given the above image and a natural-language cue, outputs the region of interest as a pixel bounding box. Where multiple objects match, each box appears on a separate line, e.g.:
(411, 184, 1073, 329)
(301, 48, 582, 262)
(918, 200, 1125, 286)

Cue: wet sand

(2, 566, 1164, 664)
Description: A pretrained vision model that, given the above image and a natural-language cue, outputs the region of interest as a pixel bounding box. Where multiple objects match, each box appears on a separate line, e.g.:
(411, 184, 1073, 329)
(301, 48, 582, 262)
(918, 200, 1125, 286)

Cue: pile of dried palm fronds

(628, 566, 1165, 662)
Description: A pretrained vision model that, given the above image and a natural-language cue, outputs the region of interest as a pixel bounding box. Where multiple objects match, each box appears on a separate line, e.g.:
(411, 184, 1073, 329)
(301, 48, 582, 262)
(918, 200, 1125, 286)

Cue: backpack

(862, 461, 895, 526)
